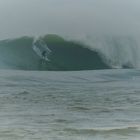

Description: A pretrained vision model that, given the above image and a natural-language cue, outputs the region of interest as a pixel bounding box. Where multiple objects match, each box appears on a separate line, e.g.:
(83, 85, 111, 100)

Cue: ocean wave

(0, 34, 136, 71)
(0, 34, 110, 71)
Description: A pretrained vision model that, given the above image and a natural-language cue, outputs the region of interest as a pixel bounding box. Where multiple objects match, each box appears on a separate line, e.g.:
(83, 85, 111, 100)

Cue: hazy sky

(0, 0, 140, 39)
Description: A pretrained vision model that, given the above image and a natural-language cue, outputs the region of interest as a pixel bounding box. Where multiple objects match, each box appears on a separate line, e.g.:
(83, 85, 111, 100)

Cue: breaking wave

(0, 34, 138, 71)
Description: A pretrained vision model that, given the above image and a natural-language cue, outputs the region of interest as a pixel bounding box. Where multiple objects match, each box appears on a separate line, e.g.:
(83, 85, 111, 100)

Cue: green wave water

(0, 34, 110, 71)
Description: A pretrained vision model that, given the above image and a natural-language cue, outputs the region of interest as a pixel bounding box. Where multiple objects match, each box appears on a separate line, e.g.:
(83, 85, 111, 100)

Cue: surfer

(42, 51, 47, 59)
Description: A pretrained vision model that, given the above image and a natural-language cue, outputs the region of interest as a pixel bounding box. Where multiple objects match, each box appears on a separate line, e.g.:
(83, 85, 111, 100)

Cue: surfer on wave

(42, 50, 47, 60)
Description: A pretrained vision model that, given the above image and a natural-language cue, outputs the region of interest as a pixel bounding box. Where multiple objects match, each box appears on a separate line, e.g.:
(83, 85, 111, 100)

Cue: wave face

(0, 35, 110, 71)
(0, 34, 139, 71)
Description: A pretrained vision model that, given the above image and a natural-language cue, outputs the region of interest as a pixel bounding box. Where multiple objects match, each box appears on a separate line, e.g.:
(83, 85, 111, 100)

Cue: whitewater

(0, 69, 140, 140)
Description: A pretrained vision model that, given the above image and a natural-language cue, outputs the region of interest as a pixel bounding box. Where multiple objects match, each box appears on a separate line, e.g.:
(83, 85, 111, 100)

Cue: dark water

(0, 69, 140, 139)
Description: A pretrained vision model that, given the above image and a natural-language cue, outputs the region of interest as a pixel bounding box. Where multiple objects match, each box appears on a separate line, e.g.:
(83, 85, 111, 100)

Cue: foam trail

(33, 37, 51, 61)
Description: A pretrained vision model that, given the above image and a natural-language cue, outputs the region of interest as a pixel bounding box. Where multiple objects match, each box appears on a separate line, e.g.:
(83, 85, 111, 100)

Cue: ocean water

(1, 1, 140, 139)
(0, 69, 140, 140)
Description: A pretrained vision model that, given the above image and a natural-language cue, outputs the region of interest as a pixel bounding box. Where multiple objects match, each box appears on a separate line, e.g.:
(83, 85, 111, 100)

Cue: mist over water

(0, 0, 140, 38)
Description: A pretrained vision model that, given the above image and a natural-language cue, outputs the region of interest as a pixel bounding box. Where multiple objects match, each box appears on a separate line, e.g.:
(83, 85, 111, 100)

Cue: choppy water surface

(0, 69, 140, 140)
